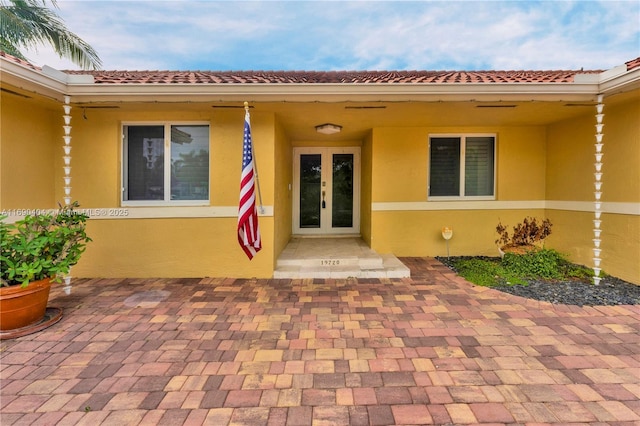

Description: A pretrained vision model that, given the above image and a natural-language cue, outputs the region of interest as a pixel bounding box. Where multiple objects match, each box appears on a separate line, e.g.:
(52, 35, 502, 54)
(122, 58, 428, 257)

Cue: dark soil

(437, 257, 640, 306)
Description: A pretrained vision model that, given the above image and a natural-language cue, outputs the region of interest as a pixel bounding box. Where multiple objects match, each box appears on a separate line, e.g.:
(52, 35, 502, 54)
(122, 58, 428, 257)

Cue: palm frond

(0, 0, 101, 69)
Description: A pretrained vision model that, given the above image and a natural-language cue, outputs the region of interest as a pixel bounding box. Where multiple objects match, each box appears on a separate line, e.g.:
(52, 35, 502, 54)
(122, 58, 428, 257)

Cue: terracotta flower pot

(0, 278, 52, 331)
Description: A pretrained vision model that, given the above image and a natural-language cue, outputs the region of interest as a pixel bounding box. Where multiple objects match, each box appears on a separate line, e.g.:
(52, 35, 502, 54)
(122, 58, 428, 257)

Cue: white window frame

(122, 121, 211, 207)
(427, 133, 497, 201)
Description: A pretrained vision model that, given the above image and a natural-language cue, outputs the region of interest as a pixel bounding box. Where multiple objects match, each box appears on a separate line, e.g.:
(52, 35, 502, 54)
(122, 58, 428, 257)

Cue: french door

(293, 147, 360, 235)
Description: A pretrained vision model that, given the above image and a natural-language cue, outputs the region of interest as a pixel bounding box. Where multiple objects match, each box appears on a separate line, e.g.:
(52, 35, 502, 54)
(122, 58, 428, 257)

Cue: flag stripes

(237, 107, 261, 259)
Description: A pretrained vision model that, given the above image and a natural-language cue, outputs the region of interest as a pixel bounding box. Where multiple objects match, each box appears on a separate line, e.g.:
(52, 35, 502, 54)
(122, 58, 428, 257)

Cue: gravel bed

(437, 257, 640, 306)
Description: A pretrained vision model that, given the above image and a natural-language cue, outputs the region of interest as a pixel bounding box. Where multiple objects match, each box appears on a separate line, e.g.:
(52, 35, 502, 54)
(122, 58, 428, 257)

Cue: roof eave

(64, 82, 602, 104)
(0, 57, 68, 101)
(598, 65, 640, 94)
(2, 54, 637, 104)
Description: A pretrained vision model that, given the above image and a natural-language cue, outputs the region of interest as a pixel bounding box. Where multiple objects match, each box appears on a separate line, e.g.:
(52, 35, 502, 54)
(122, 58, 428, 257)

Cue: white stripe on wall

(89, 206, 274, 219)
(4, 201, 638, 223)
(372, 200, 544, 211)
(1, 206, 274, 222)
(545, 201, 640, 215)
(372, 200, 640, 215)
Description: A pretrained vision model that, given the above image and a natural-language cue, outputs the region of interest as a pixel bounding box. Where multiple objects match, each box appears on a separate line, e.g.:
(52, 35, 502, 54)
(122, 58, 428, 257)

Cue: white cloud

(19, 0, 640, 72)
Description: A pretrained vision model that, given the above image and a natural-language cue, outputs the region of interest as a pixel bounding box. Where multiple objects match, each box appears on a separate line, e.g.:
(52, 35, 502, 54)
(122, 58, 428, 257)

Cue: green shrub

(0, 203, 91, 287)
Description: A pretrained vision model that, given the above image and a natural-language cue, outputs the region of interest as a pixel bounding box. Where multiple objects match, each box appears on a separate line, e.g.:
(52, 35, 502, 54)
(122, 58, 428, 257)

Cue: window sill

(427, 196, 496, 202)
(122, 201, 211, 207)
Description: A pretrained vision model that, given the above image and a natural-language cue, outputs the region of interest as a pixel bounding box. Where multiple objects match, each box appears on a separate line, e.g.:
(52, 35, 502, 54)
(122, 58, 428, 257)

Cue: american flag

(237, 108, 261, 259)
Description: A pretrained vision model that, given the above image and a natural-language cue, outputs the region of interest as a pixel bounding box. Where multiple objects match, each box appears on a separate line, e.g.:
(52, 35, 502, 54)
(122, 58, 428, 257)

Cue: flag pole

(245, 102, 264, 214)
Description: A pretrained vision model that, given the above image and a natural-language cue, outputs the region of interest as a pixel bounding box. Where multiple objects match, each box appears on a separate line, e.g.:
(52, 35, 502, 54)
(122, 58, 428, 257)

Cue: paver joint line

(0, 258, 638, 425)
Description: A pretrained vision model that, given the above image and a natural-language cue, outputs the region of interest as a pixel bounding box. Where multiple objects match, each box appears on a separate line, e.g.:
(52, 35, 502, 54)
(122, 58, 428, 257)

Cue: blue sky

(22, 0, 640, 72)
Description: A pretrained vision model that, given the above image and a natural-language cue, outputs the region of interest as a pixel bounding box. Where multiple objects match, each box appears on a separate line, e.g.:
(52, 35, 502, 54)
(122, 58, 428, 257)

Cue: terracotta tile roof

(626, 57, 640, 71)
(0, 51, 41, 71)
(8, 50, 636, 84)
(64, 69, 600, 84)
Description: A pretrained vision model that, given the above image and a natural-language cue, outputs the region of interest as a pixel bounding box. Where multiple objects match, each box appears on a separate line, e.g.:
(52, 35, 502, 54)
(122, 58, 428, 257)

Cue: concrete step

(274, 237, 410, 279)
(276, 254, 383, 269)
(274, 254, 410, 279)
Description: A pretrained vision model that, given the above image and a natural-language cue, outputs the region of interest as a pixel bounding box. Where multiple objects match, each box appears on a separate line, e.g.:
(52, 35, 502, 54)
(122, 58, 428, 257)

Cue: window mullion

(459, 137, 466, 197)
(165, 124, 171, 202)
(122, 129, 128, 201)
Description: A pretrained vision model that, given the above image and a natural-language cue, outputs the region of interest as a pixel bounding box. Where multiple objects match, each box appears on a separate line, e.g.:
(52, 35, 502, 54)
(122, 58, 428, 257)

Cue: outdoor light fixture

(315, 123, 342, 134)
(441, 226, 453, 259)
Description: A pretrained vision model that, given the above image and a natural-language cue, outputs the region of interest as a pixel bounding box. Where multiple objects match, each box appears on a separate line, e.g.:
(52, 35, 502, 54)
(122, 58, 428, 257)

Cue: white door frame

(293, 147, 360, 235)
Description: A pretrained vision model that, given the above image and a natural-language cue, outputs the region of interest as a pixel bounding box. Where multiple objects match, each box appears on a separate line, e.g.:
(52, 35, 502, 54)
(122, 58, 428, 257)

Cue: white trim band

(546, 201, 640, 215)
(1, 206, 274, 222)
(372, 200, 545, 211)
(372, 200, 640, 215)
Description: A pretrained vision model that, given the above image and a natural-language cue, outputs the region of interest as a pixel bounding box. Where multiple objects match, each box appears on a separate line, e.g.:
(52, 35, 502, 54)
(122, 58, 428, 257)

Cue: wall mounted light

(315, 123, 342, 134)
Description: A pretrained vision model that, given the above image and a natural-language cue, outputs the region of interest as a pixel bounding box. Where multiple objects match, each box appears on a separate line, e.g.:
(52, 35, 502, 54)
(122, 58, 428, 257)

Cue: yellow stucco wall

(371, 128, 427, 202)
(599, 96, 640, 203)
(65, 108, 276, 209)
(546, 95, 640, 283)
(597, 213, 640, 283)
(360, 131, 373, 246)
(371, 126, 546, 202)
(497, 127, 547, 201)
(1, 93, 57, 209)
(369, 126, 547, 255)
(273, 118, 292, 260)
(546, 210, 639, 283)
(545, 112, 595, 201)
(3, 90, 638, 283)
(372, 209, 546, 256)
(72, 217, 273, 278)
(46, 106, 277, 278)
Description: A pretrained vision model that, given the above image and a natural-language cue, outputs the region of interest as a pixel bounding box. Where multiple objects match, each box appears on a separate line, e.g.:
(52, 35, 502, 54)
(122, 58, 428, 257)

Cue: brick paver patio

(1, 258, 639, 425)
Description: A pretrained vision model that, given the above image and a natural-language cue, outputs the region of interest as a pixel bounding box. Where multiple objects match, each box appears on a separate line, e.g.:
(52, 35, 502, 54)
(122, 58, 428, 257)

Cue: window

(123, 123, 210, 204)
(428, 134, 495, 199)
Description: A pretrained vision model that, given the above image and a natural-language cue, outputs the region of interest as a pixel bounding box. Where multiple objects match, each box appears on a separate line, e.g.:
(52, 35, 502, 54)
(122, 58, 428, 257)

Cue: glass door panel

(299, 154, 322, 228)
(293, 147, 360, 235)
(332, 154, 354, 228)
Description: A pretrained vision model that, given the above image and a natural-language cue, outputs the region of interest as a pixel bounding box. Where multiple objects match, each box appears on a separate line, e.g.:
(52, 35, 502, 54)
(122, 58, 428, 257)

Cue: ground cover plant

(440, 249, 593, 287)
(438, 250, 640, 306)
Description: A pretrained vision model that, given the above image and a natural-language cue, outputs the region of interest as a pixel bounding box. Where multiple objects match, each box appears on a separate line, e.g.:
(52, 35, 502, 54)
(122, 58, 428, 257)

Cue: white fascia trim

(597, 64, 628, 81)
(372, 200, 640, 215)
(63, 82, 602, 102)
(599, 67, 640, 94)
(42, 65, 94, 84)
(0, 58, 68, 99)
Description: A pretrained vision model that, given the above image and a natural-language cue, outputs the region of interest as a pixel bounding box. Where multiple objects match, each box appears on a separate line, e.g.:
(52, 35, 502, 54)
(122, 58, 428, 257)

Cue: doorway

(293, 147, 360, 235)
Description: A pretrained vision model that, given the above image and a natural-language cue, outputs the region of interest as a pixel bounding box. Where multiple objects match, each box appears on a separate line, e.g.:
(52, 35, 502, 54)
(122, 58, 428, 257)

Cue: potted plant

(495, 216, 552, 257)
(0, 202, 91, 332)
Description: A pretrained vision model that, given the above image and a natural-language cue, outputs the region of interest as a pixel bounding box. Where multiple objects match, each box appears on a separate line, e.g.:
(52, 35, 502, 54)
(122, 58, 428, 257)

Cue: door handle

(322, 191, 326, 208)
